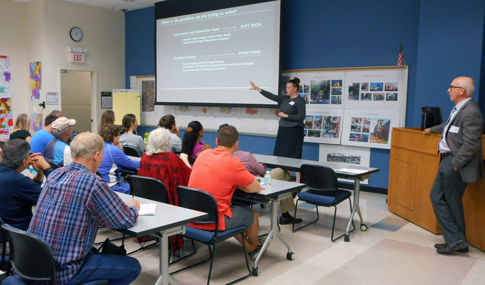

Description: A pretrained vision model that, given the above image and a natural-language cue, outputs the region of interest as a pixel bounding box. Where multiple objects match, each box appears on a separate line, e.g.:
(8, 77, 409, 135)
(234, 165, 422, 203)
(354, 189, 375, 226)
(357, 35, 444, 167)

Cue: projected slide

(156, 1, 281, 106)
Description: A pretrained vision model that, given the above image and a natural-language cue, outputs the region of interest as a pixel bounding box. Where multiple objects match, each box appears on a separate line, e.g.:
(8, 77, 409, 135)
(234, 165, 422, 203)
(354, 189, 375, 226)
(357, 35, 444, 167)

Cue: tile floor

(96, 191, 485, 284)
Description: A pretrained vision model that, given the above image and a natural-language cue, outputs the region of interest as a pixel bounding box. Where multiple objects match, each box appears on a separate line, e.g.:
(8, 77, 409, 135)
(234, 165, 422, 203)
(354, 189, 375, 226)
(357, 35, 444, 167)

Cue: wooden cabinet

(388, 127, 485, 251)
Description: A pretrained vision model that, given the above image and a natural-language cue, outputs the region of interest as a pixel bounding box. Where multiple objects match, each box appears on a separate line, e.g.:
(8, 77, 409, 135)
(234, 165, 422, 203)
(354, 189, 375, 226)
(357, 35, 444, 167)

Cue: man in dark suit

(424, 76, 483, 254)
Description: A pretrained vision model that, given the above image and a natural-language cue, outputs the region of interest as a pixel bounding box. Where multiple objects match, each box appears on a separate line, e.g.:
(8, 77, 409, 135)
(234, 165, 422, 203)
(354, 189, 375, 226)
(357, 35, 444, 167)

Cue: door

(60, 70, 92, 132)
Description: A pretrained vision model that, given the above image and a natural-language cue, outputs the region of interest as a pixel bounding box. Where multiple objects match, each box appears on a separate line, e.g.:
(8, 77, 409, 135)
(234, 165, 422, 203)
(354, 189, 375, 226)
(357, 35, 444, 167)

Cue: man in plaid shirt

(28, 132, 141, 284)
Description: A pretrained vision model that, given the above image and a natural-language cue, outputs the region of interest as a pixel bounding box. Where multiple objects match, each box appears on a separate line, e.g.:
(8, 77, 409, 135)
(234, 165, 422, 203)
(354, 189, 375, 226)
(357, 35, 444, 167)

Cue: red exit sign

(69, 53, 85, 63)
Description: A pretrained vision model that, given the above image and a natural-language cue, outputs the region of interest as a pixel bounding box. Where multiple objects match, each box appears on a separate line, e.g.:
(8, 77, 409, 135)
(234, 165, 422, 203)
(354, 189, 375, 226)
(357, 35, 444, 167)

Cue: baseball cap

(52, 117, 76, 130)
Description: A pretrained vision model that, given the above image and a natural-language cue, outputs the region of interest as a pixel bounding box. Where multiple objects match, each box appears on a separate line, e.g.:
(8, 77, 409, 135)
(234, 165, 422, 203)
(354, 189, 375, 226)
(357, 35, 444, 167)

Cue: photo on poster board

(341, 109, 400, 149)
(303, 109, 343, 144)
(283, 71, 345, 113)
(0, 56, 13, 98)
(343, 69, 407, 115)
(319, 144, 371, 184)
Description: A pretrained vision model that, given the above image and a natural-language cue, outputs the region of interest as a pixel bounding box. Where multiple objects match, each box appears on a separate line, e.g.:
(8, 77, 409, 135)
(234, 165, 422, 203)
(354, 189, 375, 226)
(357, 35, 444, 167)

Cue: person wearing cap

(29, 114, 58, 156)
(44, 117, 76, 167)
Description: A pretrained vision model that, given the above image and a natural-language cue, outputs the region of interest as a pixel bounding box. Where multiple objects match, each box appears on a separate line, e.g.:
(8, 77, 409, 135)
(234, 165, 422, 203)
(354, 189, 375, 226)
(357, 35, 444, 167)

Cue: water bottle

(263, 171, 272, 185)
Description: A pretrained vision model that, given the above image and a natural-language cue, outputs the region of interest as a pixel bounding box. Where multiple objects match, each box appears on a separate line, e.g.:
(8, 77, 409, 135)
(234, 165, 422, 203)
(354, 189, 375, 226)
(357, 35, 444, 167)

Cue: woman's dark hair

(99, 124, 120, 143)
(159, 114, 175, 130)
(288, 77, 300, 90)
(100, 110, 115, 129)
(122, 114, 136, 133)
(182, 121, 203, 156)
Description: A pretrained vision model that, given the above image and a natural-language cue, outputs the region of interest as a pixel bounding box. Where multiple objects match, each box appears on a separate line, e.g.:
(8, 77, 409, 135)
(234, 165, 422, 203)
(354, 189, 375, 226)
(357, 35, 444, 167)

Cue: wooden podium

(388, 127, 485, 251)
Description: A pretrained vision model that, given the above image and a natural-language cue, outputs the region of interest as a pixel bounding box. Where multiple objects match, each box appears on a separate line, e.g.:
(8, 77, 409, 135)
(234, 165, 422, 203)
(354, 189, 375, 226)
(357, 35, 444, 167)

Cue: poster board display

(112, 90, 140, 125)
(319, 144, 371, 184)
(341, 109, 401, 149)
(132, 66, 407, 148)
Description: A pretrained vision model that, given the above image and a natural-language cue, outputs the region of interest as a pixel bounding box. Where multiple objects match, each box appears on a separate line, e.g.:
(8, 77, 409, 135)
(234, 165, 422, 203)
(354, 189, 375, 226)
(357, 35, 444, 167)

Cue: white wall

(0, 0, 125, 132)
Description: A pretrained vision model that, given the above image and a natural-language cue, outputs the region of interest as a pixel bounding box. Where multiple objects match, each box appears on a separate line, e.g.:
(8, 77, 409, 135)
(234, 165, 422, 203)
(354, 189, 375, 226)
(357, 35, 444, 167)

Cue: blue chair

(292, 164, 356, 241)
(172, 186, 251, 284)
(1, 224, 107, 285)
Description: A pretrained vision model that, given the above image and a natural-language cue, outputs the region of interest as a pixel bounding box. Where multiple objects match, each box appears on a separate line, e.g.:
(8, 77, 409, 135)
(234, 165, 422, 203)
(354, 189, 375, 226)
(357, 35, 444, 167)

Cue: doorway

(60, 70, 93, 133)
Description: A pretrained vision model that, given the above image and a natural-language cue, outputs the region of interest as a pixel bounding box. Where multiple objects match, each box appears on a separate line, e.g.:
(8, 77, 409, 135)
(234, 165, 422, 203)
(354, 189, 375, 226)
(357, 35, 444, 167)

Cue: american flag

(397, 43, 406, 67)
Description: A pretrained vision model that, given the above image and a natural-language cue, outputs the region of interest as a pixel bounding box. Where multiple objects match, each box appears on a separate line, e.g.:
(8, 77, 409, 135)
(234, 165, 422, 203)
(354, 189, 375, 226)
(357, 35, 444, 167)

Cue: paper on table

(337, 168, 367, 174)
(139, 203, 156, 216)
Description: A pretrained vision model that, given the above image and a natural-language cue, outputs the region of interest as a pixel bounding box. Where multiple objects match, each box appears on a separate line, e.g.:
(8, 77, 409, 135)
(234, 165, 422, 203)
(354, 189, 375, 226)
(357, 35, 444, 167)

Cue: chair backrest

(123, 146, 140, 157)
(1, 224, 56, 281)
(129, 175, 170, 204)
(0, 217, 8, 265)
(300, 164, 339, 191)
(177, 186, 217, 226)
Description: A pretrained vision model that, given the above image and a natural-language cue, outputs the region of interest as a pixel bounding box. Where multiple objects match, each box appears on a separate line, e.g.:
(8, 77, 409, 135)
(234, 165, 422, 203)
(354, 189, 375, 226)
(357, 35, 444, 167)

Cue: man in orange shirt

(188, 125, 263, 255)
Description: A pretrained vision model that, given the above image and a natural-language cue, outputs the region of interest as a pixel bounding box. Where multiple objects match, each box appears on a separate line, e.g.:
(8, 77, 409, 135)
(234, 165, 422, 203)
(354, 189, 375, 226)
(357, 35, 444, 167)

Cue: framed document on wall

(101, 91, 112, 109)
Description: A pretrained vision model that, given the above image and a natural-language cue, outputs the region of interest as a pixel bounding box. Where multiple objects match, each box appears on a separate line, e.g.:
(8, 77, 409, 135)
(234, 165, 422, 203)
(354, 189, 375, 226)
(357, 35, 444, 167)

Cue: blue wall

(127, 0, 485, 190)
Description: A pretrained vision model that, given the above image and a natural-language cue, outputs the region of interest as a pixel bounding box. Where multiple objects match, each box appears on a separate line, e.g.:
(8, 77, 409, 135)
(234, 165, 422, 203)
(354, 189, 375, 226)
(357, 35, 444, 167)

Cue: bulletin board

(131, 66, 408, 149)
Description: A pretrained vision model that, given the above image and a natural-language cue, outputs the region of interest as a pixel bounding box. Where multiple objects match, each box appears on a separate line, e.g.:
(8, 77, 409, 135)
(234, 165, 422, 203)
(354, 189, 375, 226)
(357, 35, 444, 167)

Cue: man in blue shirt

(44, 117, 75, 166)
(29, 114, 58, 156)
(0, 139, 53, 230)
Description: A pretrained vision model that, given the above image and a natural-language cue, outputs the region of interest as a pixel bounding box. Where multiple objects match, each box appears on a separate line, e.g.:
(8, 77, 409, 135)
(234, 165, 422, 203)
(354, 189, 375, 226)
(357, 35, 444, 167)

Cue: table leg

(155, 226, 185, 285)
(253, 197, 294, 275)
(345, 179, 367, 242)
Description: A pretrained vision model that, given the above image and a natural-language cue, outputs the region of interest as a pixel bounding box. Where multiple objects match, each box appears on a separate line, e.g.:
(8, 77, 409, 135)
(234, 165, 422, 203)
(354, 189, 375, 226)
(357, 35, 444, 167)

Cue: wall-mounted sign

(101, 91, 112, 109)
(46, 92, 59, 105)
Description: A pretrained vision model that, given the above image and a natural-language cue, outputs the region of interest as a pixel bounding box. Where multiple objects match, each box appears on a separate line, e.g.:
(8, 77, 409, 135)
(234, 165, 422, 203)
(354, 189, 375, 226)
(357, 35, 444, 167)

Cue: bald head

(455, 76, 475, 96)
(71, 132, 104, 159)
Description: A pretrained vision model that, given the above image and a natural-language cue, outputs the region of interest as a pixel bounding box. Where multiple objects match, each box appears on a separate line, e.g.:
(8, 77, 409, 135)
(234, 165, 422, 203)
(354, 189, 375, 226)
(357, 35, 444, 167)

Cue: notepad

(139, 203, 156, 216)
(338, 168, 368, 174)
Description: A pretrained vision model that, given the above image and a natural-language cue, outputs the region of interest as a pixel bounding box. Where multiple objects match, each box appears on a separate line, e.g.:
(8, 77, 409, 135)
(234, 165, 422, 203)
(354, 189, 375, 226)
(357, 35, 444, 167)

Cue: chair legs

(330, 198, 355, 241)
(171, 233, 251, 284)
(292, 199, 320, 232)
(292, 198, 356, 242)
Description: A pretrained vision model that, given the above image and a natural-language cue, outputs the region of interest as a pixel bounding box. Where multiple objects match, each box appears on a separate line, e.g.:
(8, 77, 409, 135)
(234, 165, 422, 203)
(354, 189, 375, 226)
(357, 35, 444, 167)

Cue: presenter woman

(250, 78, 305, 224)
(250, 78, 305, 160)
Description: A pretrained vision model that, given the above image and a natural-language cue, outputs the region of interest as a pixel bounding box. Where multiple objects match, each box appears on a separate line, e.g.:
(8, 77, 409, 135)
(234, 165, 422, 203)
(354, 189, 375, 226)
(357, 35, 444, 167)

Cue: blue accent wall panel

(125, 7, 156, 88)
(413, 0, 485, 127)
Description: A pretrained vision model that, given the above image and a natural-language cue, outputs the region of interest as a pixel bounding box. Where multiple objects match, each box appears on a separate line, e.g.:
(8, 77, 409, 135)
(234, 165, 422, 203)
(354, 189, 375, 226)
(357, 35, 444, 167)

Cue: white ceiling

(10, 0, 162, 11)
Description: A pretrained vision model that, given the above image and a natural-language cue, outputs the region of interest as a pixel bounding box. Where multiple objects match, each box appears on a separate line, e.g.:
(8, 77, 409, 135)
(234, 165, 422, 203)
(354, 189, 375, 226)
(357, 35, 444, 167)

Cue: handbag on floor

(98, 238, 126, 255)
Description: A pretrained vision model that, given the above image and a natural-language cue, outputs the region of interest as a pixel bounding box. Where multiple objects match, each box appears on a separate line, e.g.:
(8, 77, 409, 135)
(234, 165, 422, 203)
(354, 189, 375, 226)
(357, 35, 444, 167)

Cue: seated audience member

(138, 128, 191, 205)
(0, 139, 53, 230)
(218, 124, 303, 225)
(10, 113, 32, 142)
(29, 114, 58, 156)
(50, 109, 80, 144)
(182, 121, 211, 164)
(28, 132, 141, 285)
(98, 124, 140, 194)
(188, 125, 263, 256)
(138, 128, 191, 252)
(44, 117, 75, 167)
(159, 114, 182, 153)
(49, 109, 64, 117)
(119, 113, 146, 156)
(269, 168, 303, 224)
(100, 110, 116, 129)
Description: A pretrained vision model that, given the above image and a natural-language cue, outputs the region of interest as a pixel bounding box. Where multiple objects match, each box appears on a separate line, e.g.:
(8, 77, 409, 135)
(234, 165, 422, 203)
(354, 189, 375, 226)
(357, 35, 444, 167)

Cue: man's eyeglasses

(449, 85, 463, 89)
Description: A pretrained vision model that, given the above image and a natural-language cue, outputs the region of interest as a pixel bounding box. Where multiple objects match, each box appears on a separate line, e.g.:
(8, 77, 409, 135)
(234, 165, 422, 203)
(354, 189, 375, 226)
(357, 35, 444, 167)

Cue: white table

(252, 154, 380, 242)
(232, 179, 306, 276)
(116, 193, 208, 285)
